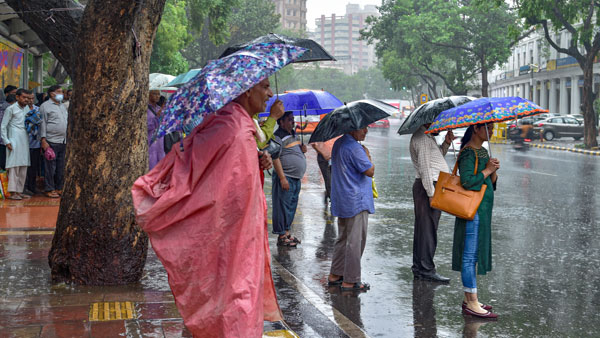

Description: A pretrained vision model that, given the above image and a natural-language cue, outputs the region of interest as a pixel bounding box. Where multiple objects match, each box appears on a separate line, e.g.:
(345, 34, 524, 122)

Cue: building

(488, 29, 600, 116)
(314, 4, 379, 75)
(272, 0, 307, 32)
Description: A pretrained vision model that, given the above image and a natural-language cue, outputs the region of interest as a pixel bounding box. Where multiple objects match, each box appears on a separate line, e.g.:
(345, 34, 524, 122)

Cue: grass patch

(574, 144, 586, 149)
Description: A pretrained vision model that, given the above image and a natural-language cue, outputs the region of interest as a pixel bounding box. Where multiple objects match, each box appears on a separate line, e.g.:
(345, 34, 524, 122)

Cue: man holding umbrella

(410, 124, 454, 282)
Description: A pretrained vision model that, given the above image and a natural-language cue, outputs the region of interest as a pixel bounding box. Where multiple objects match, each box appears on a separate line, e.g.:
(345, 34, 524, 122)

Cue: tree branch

(508, 27, 535, 48)
(6, 0, 83, 75)
(421, 34, 475, 54)
(551, 0, 578, 36)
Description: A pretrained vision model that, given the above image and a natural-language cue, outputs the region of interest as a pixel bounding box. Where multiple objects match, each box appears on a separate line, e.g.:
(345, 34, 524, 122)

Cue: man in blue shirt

(327, 127, 374, 292)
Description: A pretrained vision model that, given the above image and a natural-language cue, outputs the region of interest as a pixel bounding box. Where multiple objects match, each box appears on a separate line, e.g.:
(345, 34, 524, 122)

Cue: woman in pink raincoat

(132, 78, 282, 338)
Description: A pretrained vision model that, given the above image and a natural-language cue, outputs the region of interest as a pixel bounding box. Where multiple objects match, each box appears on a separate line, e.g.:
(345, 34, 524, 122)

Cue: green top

(451, 146, 496, 275)
(253, 114, 277, 149)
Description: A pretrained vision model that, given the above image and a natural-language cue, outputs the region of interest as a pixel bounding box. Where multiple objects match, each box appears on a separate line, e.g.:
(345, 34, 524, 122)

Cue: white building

(313, 4, 379, 75)
(489, 29, 600, 115)
(272, 0, 307, 32)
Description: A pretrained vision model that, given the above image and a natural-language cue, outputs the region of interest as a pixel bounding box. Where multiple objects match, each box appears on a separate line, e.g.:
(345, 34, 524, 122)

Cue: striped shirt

(409, 126, 450, 197)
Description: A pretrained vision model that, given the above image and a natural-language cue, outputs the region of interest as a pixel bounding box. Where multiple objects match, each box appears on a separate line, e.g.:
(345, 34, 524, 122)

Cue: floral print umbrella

(425, 96, 548, 134)
(153, 43, 306, 141)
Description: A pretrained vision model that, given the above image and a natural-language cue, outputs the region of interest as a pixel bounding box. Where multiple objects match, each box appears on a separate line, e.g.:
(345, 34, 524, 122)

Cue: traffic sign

(420, 94, 428, 104)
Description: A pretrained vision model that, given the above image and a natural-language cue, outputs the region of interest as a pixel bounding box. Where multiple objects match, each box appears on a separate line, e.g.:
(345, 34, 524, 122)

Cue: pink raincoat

(132, 102, 282, 337)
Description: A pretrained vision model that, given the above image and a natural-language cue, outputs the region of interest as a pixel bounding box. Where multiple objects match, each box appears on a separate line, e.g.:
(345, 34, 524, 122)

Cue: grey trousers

(44, 142, 66, 192)
(412, 179, 441, 276)
(330, 210, 369, 284)
(317, 153, 331, 198)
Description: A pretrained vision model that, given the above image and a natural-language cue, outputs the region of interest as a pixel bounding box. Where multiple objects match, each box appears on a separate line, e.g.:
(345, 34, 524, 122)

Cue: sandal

(45, 191, 60, 198)
(287, 234, 301, 244)
(7, 194, 22, 200)
(340, 282, 370, 292)
(327, 278, 343, 286)
(277, 236, 297, 247)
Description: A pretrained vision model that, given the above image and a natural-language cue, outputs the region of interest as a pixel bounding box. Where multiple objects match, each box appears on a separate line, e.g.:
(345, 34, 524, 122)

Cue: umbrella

(308, 99, 396, 143)
(153, 43, 307, 141)
(219, 33, 335, 63)
(425, 96, 548, 157)
(166, 69, 202, 87)
(397, 96, 476, 135)
(149, 73, 176, 89)
(258, 89, 343, 117)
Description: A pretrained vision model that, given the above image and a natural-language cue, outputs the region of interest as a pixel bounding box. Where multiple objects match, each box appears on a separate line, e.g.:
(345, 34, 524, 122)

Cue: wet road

(267, 119, 600, 337)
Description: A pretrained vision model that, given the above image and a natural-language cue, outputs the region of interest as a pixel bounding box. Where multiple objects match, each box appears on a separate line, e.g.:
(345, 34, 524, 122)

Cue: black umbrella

(219, 33, 336, 63)
(397, 96, 476, 135)
(308, 100, 395, 143)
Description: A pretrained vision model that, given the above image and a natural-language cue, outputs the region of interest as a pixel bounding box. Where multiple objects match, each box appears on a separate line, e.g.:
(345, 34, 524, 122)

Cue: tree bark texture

(8, 0, 166, 284)
(581, 60, 598, 148)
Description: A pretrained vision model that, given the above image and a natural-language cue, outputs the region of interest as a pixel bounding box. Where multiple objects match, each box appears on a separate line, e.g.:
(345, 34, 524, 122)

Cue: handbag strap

(451, 147, 479, 175)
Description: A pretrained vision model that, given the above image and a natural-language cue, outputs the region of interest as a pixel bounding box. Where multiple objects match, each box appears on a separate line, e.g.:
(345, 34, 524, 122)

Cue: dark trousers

(317, 153, 331, 198)
(0, 144, 5, 171)
(412, 178, 441, 276)
(25, 148, 42, 193)
(271, 172, 301, 235)
(45, 142, 67, 192)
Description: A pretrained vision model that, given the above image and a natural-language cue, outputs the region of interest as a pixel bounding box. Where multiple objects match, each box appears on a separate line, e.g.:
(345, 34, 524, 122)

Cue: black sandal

(277, 236, 297, 247)
(287, 234, 301, 244)
(327, 278, 343, 286)
(340, 282, 370, 292)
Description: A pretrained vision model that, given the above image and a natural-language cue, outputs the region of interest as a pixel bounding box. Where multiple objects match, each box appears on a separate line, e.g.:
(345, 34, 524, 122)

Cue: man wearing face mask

(40, 85, 68, 198)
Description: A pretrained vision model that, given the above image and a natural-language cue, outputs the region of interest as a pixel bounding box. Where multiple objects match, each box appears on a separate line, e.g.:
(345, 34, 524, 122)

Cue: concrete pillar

(559, 77, 568, 115)
(533, 81, 539, 104)
(549, 79, 557, 113)
(33, 55, 43, 94)
(524, 82, 531, 100)
(571, 75, 581, 115)
(540, 80, 548, 109)
(21, 52, 29, 89)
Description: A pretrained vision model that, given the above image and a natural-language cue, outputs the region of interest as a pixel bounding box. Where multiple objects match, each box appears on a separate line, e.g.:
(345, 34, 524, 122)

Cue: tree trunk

(9, 0, 166, 284)
(581, 59, 598, 149)
(481, 55, 489, 97)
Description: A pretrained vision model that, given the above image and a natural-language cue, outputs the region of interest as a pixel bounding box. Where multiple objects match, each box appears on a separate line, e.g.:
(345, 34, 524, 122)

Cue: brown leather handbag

(430, 149, 487, 220)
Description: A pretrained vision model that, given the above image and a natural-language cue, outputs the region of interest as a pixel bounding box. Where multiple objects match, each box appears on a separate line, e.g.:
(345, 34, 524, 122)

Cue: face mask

(54, 94, 64, 102)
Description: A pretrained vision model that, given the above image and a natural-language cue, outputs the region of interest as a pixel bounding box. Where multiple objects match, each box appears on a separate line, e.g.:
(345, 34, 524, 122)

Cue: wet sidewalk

(0, 197, 299, 338)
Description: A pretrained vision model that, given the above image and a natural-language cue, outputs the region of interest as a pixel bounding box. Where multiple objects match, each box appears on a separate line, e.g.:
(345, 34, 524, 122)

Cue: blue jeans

(462, 212, 479, 293)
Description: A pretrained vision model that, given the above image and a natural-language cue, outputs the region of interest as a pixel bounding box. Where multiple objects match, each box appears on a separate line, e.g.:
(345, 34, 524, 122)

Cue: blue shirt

(330, 134, 375, 218)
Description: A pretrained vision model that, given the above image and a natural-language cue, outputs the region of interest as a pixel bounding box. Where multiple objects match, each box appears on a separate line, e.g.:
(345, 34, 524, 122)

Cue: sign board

(420, 93, 428, 104)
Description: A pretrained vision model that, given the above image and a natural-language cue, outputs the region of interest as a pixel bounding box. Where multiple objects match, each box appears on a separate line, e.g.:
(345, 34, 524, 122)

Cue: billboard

(0, 39, 23, 89)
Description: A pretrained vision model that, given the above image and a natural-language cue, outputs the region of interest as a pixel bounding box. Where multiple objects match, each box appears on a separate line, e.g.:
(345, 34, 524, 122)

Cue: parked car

(533, 116, 584, 141)
(369, 118, 390, 129)
(566, 114, 584, 122)
(435, 127, 488, 155)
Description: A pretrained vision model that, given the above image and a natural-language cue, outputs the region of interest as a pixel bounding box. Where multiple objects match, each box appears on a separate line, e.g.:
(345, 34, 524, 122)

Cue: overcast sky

(305, 0, 381, 31)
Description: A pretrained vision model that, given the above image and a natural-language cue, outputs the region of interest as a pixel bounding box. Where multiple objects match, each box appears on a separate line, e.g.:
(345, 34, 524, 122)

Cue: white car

(434, 127, 489, 156)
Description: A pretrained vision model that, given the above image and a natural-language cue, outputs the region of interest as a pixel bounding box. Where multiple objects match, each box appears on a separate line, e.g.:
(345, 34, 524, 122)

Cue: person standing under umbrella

(272, 111, 307, 247)
(327, 127, 374, 292)
(147, 89, 165, 170)
(409, 124, 454, 283)
(453, 123, 499, 319)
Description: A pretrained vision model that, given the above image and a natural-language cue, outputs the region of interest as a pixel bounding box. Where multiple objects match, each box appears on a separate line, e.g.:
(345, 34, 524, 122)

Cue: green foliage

(182, 0, 281, 68)
(150, 0, 191, 74)
(362, 0, 521, 96)
(274, 65, 409, 103)
(187, 0, 241, 44)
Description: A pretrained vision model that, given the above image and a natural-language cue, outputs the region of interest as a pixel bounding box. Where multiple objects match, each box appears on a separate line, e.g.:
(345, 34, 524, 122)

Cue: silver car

(533, 116, 584, 141)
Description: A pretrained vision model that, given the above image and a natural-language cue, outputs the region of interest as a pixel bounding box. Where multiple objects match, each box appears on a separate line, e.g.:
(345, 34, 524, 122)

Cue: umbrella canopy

(166, 69, 202, 87)
(425, 96, 548, 134)
(258, 89, 343, 117)
(149, 73, 176, 89)
(219, 33, 335, 63)
(397, 96, 476, 135)
(153, 43, 307, 141)
(308, 99, 396, 143)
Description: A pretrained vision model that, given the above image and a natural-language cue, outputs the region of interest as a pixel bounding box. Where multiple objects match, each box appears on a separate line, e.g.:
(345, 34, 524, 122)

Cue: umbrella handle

(485, 123, 492, 158)
(275, 73, 279, 99)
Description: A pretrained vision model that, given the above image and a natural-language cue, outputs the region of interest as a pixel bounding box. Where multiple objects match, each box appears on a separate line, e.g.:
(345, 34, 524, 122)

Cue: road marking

(272, 259, 372, 338)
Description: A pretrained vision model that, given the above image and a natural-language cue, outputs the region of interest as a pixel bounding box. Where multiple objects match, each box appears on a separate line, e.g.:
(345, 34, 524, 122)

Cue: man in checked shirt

(409, 124, 454, 283)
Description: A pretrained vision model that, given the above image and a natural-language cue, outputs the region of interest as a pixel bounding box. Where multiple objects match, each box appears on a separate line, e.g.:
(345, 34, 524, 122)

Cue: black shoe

(418, 272, 450, 283)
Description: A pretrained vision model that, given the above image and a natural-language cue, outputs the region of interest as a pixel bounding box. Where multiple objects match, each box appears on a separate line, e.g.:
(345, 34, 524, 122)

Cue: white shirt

(409, 126, 450, 197)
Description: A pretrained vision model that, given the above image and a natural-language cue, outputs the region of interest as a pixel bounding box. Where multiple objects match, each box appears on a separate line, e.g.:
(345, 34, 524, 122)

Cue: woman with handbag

(452, 123, 500, 319)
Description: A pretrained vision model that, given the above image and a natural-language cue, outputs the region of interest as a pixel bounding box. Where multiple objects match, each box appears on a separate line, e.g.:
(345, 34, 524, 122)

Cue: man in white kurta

(1, 89, 33, 199)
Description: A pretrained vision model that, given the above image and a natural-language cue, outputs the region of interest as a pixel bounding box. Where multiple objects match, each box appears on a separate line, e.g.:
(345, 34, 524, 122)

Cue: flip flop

(277, 236, 297, 247)
(287, 234, 301, 244)
(340, 282, 370, 292)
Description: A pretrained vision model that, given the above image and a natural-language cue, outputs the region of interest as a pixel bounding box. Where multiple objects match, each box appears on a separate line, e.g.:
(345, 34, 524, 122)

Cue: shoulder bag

(430, 148, 487, 220)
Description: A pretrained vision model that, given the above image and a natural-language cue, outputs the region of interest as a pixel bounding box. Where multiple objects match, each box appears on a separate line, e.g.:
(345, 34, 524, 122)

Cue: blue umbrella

(166, 69, 202, 87)
(153, 43, 307, 141)
(258, 89, 343, 117)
